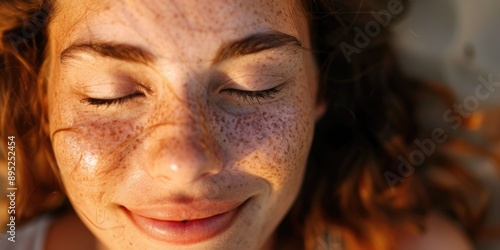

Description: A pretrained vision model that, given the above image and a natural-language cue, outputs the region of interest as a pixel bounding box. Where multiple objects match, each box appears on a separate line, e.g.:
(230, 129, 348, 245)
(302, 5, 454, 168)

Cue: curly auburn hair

(0, 0, 491, 249)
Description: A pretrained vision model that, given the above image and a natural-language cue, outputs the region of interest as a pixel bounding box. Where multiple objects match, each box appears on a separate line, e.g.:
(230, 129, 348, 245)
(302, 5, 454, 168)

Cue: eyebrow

(59, 42, 156, 64)
(59, 31, 302, 65)
(211, 31, 302, 64)
(60, 42, 155, 64)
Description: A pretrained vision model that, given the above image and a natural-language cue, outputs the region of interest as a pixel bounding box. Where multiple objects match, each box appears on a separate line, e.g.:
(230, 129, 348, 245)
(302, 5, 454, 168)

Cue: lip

(122, 198, 249, 245)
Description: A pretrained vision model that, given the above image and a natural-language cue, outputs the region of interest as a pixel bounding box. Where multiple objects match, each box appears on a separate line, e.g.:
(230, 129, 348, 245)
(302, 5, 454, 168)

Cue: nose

(145, 122, 222, 185)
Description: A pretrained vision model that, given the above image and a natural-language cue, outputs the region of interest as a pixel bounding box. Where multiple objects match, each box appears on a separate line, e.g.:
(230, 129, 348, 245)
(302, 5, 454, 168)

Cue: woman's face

(48, 0, 321, 249)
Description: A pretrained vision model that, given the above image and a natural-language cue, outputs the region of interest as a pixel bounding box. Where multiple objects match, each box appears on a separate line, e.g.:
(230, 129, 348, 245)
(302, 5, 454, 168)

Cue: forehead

(51, 0, 306, 62)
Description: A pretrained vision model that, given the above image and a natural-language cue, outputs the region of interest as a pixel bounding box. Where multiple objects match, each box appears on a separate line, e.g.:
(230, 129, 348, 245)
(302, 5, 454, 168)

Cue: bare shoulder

(394, 212, 474, 250)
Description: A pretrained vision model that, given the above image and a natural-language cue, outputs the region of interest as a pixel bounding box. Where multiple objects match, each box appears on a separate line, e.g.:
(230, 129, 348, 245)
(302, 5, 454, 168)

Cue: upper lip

(123, 199, 246, 221)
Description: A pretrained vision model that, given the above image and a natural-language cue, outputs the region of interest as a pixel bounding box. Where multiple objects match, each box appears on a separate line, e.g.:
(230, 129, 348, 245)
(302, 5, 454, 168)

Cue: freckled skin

(48, 0, 321, 249)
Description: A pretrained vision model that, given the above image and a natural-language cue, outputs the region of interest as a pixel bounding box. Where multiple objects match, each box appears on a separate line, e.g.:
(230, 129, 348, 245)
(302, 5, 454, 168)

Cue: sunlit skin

(47, 0, 323, 249)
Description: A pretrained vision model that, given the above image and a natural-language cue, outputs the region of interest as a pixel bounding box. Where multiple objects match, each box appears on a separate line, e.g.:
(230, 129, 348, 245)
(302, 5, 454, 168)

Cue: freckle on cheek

(58, 118, 142, 177)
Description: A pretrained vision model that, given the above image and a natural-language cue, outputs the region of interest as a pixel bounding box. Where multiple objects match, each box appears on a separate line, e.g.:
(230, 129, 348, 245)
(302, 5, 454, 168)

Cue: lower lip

(124, 201, 247, 245)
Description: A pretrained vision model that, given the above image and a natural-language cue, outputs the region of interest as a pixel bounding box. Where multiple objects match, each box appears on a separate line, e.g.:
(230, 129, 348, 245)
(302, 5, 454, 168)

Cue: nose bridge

(144, 79, 221, 184)
(145, 113, 221, 184)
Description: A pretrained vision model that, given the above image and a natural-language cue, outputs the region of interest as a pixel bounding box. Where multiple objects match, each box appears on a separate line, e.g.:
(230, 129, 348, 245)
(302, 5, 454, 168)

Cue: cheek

(216, 84, 316, 191)
(51, 114, 144, 203)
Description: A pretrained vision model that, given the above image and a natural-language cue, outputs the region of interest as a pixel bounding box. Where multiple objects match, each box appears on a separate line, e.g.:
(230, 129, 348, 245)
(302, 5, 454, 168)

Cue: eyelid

(82, 92, 145, 107)
(219, 82, 286, 105)
(220, 83, 284, 95)
(81, 83, 149, 107)
(77, 72, 153, 98)
(217, 73, 288, 91)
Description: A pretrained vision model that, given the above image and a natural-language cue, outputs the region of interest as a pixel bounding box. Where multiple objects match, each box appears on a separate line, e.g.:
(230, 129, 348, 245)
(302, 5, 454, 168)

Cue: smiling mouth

(122, 198, 250, 245)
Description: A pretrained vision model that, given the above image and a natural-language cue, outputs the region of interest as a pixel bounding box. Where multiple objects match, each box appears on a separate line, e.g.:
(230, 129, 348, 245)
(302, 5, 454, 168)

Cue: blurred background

(392, 0, 500, 249)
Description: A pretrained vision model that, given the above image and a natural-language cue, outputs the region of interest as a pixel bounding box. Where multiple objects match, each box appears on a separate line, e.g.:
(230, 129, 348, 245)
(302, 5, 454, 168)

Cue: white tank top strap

(0, 214, 53, 250)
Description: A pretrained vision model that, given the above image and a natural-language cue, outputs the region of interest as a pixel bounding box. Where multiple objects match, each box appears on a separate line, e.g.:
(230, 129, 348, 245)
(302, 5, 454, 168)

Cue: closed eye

(220, 86, 282, 104)
(82, 92, 145, 107)
(82, 86, 282, 107)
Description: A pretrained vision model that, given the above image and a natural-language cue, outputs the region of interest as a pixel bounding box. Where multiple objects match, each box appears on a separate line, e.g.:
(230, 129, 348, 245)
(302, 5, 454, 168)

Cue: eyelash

(83, 86, 282, 107)
(220, 86, 282, 104)
(83, 92, 145, 107)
